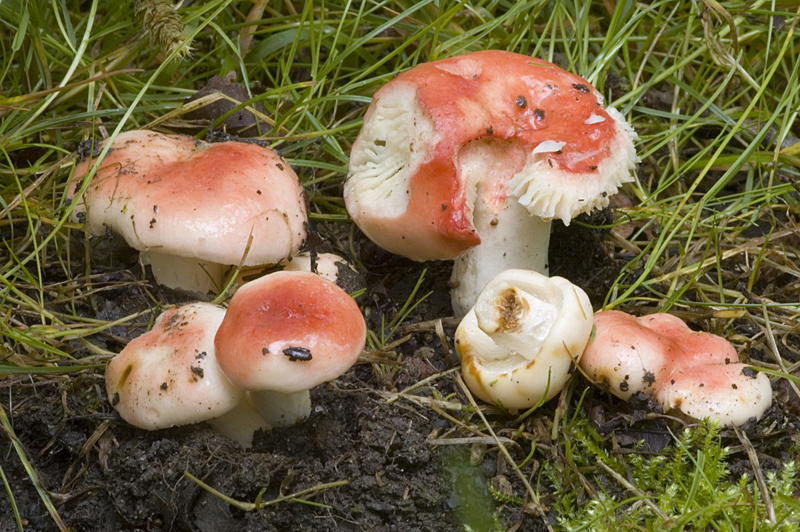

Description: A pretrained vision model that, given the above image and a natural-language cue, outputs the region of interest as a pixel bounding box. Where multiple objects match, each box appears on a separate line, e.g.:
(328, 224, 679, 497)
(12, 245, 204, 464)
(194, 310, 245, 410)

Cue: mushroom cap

(455, 269, 593, 409)
(68, 130, 307, 266)
(214, 270, 366, 394)
(579, 310, 739, 400)
(656, 364, 772, 426)
(345, 50, 638, 262)
(105, 302, 244, 429)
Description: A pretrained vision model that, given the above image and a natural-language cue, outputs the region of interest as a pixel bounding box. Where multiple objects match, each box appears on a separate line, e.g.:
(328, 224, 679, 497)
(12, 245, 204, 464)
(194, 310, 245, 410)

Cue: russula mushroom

(454, 269, 593, 409)
(345, 50, 638, 316)
(580, 310, 772, 426)
(214, 270, 366, 427)
(105, 303, 253, 432)
(69, 130, 307, 294)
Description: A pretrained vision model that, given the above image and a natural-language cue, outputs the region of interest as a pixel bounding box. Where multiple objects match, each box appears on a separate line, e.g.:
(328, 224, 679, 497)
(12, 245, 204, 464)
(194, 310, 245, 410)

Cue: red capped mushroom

(214, 270, 366, 427)
(69, 130, 307, 294)
(580, 310, 772, 426)
(345, 50, 638, 315)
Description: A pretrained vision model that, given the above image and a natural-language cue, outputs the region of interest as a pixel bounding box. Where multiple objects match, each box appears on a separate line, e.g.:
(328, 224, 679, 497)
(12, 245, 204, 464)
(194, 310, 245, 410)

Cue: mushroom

(344, 50, 638, 316)
(580, 310, 772, 426)
(69, 130, 307, 295)
(105, 303, 252, 431)
(214, 270, 366, 427)
(454, 269, 593, 409)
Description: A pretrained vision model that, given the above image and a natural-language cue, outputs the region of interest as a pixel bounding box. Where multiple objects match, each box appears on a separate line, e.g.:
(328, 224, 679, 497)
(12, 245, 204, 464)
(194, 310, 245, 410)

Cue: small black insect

(572, 83, 589, 93)
(643, 371, 656, 384)
(516, 96, 527, 108)
(742, 367, 757, 379)
(284, 346, 313, 362)
(190, 366, 204, 379)
(534, 109, 545, 120)
(262, 347, 270, 356)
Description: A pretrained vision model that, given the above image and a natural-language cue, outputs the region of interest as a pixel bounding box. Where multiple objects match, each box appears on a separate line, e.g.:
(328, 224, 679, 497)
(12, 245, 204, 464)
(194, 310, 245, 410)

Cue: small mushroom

(214, 270, 366, 427)
(454, 269, 593, 409)
(69, 130, 307, 295)
(580, 310, 772, 426)
(105, 303, 259, 436)
(344, 50, 638, 315)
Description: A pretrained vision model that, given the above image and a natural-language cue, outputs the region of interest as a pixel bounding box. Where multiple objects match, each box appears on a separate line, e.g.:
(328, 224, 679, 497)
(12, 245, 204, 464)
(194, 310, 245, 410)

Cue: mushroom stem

(207, 392, 273, 448)
(450, 197, 551, 317)
(141, 250, 227, 295)
(249, 389, 312, 428)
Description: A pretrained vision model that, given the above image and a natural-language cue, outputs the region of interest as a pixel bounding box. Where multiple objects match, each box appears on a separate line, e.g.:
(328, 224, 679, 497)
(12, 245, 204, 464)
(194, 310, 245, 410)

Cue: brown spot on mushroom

(111, 393, 120, 406)
(572, 83, 589, 93)
(534, 109, 545, 120)
(516, 96, 527, 108)
(262, 347, 270, 356)
(190, 366, 204, 379)
(160, 382, 169, 390)
(742, 367, 757, 378)
(119, 365, 133, 387)
(643, 371, 656, 385)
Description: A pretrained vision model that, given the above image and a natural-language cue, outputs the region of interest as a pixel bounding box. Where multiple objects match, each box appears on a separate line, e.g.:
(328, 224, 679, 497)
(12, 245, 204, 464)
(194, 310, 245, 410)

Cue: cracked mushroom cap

(454, 269, 593, 409)
(214, 270, 366, 394)
(105, 303, 244, 429)
(68, 130, 307, 268)
(345, 49, 638, 262)
(580, 311, 740, 400)
(656, 363, 772, 426)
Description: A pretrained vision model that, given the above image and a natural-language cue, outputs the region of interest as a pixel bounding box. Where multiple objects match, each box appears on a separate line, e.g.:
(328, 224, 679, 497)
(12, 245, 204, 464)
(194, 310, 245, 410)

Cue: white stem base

(207, 393, 272, 448)
(250, 389, 312, 428)
(140, 251, 228, 295)
(450, 198, 551, 317)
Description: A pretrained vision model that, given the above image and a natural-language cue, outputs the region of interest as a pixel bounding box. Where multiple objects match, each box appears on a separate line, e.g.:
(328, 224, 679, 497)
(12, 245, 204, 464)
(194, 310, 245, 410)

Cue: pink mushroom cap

(580, 310, 772, 426)
(214, 270, 366, 394)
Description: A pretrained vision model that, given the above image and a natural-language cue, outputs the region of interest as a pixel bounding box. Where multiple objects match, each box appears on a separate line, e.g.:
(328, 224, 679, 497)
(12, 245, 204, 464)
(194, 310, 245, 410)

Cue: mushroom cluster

(105, 270, 366, 447)
(345, 50, 638, 316)
(580, 310, 772, 426)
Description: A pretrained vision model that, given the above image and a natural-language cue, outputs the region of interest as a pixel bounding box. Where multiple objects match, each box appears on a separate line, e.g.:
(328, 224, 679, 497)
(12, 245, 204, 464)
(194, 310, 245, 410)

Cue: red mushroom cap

(214, 270, 366, 394)
(345, 50, 637, 262)
(68, 130, 307, 267)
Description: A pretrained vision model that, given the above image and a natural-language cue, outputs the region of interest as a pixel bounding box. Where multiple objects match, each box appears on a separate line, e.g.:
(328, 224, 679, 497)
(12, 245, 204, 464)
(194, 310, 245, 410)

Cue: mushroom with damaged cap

(214, 270, 367, 427)
(579, 310, 772, 427)
(69, 130, 307, 295)
(104, 302, 270, 447)
(454, 269, 594, 409)
(345, 50, 638, 316)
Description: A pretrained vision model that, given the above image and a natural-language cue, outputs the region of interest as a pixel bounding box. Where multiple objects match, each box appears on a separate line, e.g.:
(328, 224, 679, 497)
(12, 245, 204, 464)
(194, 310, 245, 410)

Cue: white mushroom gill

(346, 82, 437, 218)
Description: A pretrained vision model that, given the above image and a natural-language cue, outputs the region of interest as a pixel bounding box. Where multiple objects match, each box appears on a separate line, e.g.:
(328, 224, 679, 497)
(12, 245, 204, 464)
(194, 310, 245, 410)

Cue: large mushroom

(454, 269, 594, 409)
(68, 130, 307, 294)
(580, 310, 772, 426)
(214, 270, 367, 427)
(345, 50, 638, 316)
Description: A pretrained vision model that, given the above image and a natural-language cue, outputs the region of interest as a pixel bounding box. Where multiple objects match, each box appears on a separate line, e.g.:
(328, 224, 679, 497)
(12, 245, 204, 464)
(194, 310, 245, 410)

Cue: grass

(2, 0, 800, 530)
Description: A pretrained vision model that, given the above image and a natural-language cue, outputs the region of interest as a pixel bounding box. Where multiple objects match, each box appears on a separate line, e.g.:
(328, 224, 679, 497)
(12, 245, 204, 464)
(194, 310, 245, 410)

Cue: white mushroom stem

(141, 250, 228, 295)
(207, 393, 273, 448)
(249, 389, 312, 428)
(450, 200, 551, 317)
